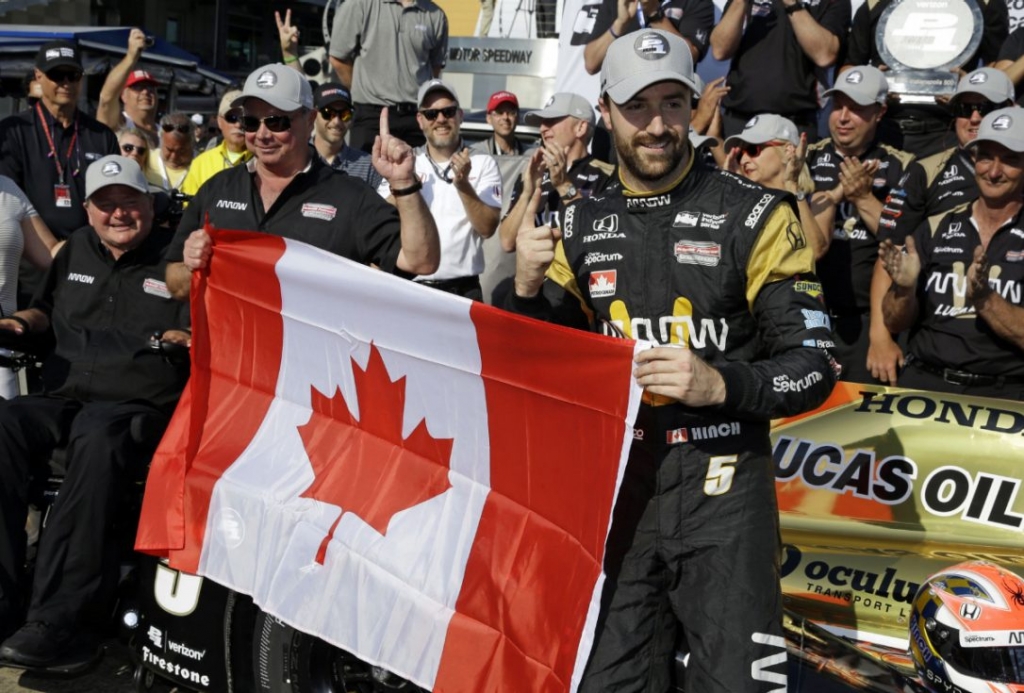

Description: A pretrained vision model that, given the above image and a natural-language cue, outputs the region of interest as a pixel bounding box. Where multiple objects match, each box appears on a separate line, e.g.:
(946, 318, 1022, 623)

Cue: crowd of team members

(0, 1, 1021, 688)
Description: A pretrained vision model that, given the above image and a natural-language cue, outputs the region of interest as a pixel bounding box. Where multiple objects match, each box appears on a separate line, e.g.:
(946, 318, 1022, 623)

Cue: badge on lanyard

(54, 184, 72, 208)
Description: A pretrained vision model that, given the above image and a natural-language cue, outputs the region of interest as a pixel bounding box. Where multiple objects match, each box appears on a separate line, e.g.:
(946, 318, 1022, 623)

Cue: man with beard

(97, 29, 160, 143)
(311, 83, 383, 190)
(180, 90, 253, 196)
(379, 79, 501, 300)
(507, 29, 838, 693)
(880, 106, 1024, 399)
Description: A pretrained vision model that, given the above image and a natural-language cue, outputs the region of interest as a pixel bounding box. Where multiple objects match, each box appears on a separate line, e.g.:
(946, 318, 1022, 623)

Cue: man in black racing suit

(506, 30, 839, 693)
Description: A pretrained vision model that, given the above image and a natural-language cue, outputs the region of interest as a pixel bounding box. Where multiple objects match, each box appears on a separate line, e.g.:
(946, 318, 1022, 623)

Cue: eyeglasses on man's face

(420, 105, 458, 121)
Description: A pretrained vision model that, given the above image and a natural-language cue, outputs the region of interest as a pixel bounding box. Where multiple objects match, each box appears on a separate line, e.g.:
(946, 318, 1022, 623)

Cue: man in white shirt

(379, 79, 502, 301)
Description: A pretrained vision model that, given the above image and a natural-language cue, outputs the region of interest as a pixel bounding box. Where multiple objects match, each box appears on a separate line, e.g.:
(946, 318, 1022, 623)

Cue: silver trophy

(877, 0, 983, 102)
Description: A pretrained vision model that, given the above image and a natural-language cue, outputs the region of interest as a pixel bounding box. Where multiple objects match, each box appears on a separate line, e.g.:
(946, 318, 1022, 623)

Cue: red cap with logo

(487, 91, 519, 112)
(125, 70, 158, 88)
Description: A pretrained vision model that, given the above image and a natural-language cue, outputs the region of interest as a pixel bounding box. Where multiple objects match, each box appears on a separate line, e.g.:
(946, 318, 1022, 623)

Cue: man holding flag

(165, 64, 439, 299)
(508, 29, 839, 692)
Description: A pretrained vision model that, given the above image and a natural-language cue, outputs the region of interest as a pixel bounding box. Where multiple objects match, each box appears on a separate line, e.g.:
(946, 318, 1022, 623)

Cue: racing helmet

(910, 560, 1024, 692)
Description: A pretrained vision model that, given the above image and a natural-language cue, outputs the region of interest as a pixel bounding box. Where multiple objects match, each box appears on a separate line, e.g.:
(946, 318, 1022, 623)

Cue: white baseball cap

(972, 106, 1024, 153)
(825, 66, 889, 106)
(724, 114, 800, 151)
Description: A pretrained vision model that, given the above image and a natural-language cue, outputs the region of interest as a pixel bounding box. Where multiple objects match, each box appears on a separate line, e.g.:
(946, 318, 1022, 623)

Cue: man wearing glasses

(166, 64, 439, 300)
(312, 83, 383, 190)
(0, 40, 119, 242)
(181, 90, 253, 197)
(145, 113, 196, 194)
(96, 29, 160, 144)
(378, 79, 501, 301)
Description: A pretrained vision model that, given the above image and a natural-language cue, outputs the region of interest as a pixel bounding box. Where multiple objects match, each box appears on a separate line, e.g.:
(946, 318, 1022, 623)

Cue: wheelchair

(0, 328, 188, 676)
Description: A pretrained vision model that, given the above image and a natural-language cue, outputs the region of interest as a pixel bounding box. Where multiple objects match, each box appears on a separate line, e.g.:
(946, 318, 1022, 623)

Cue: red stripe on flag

(433, 304, 636, 691)
(136, 231, 286, 572)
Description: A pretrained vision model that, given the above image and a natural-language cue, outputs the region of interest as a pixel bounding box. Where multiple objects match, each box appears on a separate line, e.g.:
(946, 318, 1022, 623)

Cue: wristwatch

(784, 1, 807, 13)
(560, 184, 579, 201)
(794, 191, 807, 202)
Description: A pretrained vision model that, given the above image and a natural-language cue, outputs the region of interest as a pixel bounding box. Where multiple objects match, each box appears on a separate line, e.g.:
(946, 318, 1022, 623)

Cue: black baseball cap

(35, 40, 82, 72)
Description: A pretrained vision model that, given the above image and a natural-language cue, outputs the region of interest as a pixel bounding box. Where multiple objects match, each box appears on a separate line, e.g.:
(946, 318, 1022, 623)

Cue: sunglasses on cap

(240, 114, 293, 133)
(318, 106, 353, 123)
(950, 101, 1001, 119)
(46, 69, 82, 84)
(161, 122, 192, 134)
(737, 140, 787, 159)
(121, 143, 148, 155)
(420, 105, 458, 121)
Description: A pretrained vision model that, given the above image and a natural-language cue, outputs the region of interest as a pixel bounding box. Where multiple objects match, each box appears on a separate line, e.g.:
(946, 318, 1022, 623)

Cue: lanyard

(36, 102, 79, 184)
(426, 153, 453, 183)
(159, 154, 191, 192)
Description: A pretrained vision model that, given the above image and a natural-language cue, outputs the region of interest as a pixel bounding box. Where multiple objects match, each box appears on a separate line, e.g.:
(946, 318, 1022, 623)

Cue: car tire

(252, 609, 424, 693)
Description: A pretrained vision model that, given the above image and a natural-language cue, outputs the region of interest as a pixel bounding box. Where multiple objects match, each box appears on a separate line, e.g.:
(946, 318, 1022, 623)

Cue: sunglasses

(161, 123, 192, 134)
(951, 101, 1000, 119)
(128, 82, 156, 92)
(738, 140, 786, 159)
(46, 69, 82, 84)
(240, 114, 294, 133)
(318, 107, 353, 123)
(222, 110, 242, 124)
(420, 105, 458, 121)
(121, 143, 148, 155)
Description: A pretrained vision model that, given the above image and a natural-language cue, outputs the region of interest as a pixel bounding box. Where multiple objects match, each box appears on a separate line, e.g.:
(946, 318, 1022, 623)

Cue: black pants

(900, 360, 1024, 401)
(350, 103, 426, 154)
(580, 406, 786, 693)
(0, 396, 167, 632)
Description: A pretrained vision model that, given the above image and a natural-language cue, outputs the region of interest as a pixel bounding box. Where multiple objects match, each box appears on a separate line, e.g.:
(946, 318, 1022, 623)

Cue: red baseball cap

(487, 91, 518, 112)
(125, 70, 158, 88)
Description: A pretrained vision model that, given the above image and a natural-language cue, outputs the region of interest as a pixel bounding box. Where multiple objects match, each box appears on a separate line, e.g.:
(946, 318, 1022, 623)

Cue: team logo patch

(745, 116, 759, 129)
(593, 215, 619, 233)
(589, 270, 617, 298)
(845, 70, 863, 84)
(634, 32, 670, 60)
(256, 70, 278, 88)
(673, 211, 699, 227)
(143, 277, 172, 299)
(674, 240, 721, 266)
(102, 161, 122, 176)
(992, 115, 1012, 130)
(969, 72, 988, 84)
(301, 203, 337, 221)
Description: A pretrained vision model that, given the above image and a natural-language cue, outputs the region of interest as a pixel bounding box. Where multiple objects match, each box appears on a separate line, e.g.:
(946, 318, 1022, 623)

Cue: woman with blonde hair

(116, 125, 153, 170)
(721, 115, 829, 259)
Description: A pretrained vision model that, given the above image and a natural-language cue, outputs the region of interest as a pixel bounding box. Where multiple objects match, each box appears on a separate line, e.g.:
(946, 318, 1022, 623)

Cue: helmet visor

(944, 640, 1024, 684)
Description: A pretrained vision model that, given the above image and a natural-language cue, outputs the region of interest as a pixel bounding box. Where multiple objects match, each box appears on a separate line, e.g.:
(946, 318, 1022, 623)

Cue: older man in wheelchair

(0, 155, 190, 669)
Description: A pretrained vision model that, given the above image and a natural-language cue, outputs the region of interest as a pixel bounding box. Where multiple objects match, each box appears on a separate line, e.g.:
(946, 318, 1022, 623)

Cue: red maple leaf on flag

(297, 343, 454, 563)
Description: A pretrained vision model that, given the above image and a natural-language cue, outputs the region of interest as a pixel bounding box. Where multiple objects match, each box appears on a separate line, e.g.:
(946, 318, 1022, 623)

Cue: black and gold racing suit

(508, 154, 839, 693)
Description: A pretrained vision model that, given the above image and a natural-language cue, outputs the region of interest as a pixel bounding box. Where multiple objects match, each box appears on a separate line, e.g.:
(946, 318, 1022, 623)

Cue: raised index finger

(380, 107, 391, 139)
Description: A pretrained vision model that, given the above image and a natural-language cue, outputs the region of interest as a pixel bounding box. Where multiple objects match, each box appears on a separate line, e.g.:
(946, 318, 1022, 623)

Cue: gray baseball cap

(524, 92, 596, 126)
(723, 114, 800, 151)
(972, 106, 1024, 153)
(601, 30, 701, 104)
(232, 64, 313, 112)
(951, 67, 1014, 107)
(825, 66, 889, 106)
(85, 155, 149, 199)
(417, 78, 459, 107)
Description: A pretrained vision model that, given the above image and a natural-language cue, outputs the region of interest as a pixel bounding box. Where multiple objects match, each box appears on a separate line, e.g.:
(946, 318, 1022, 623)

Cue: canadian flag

(136, 231, 643, 692)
